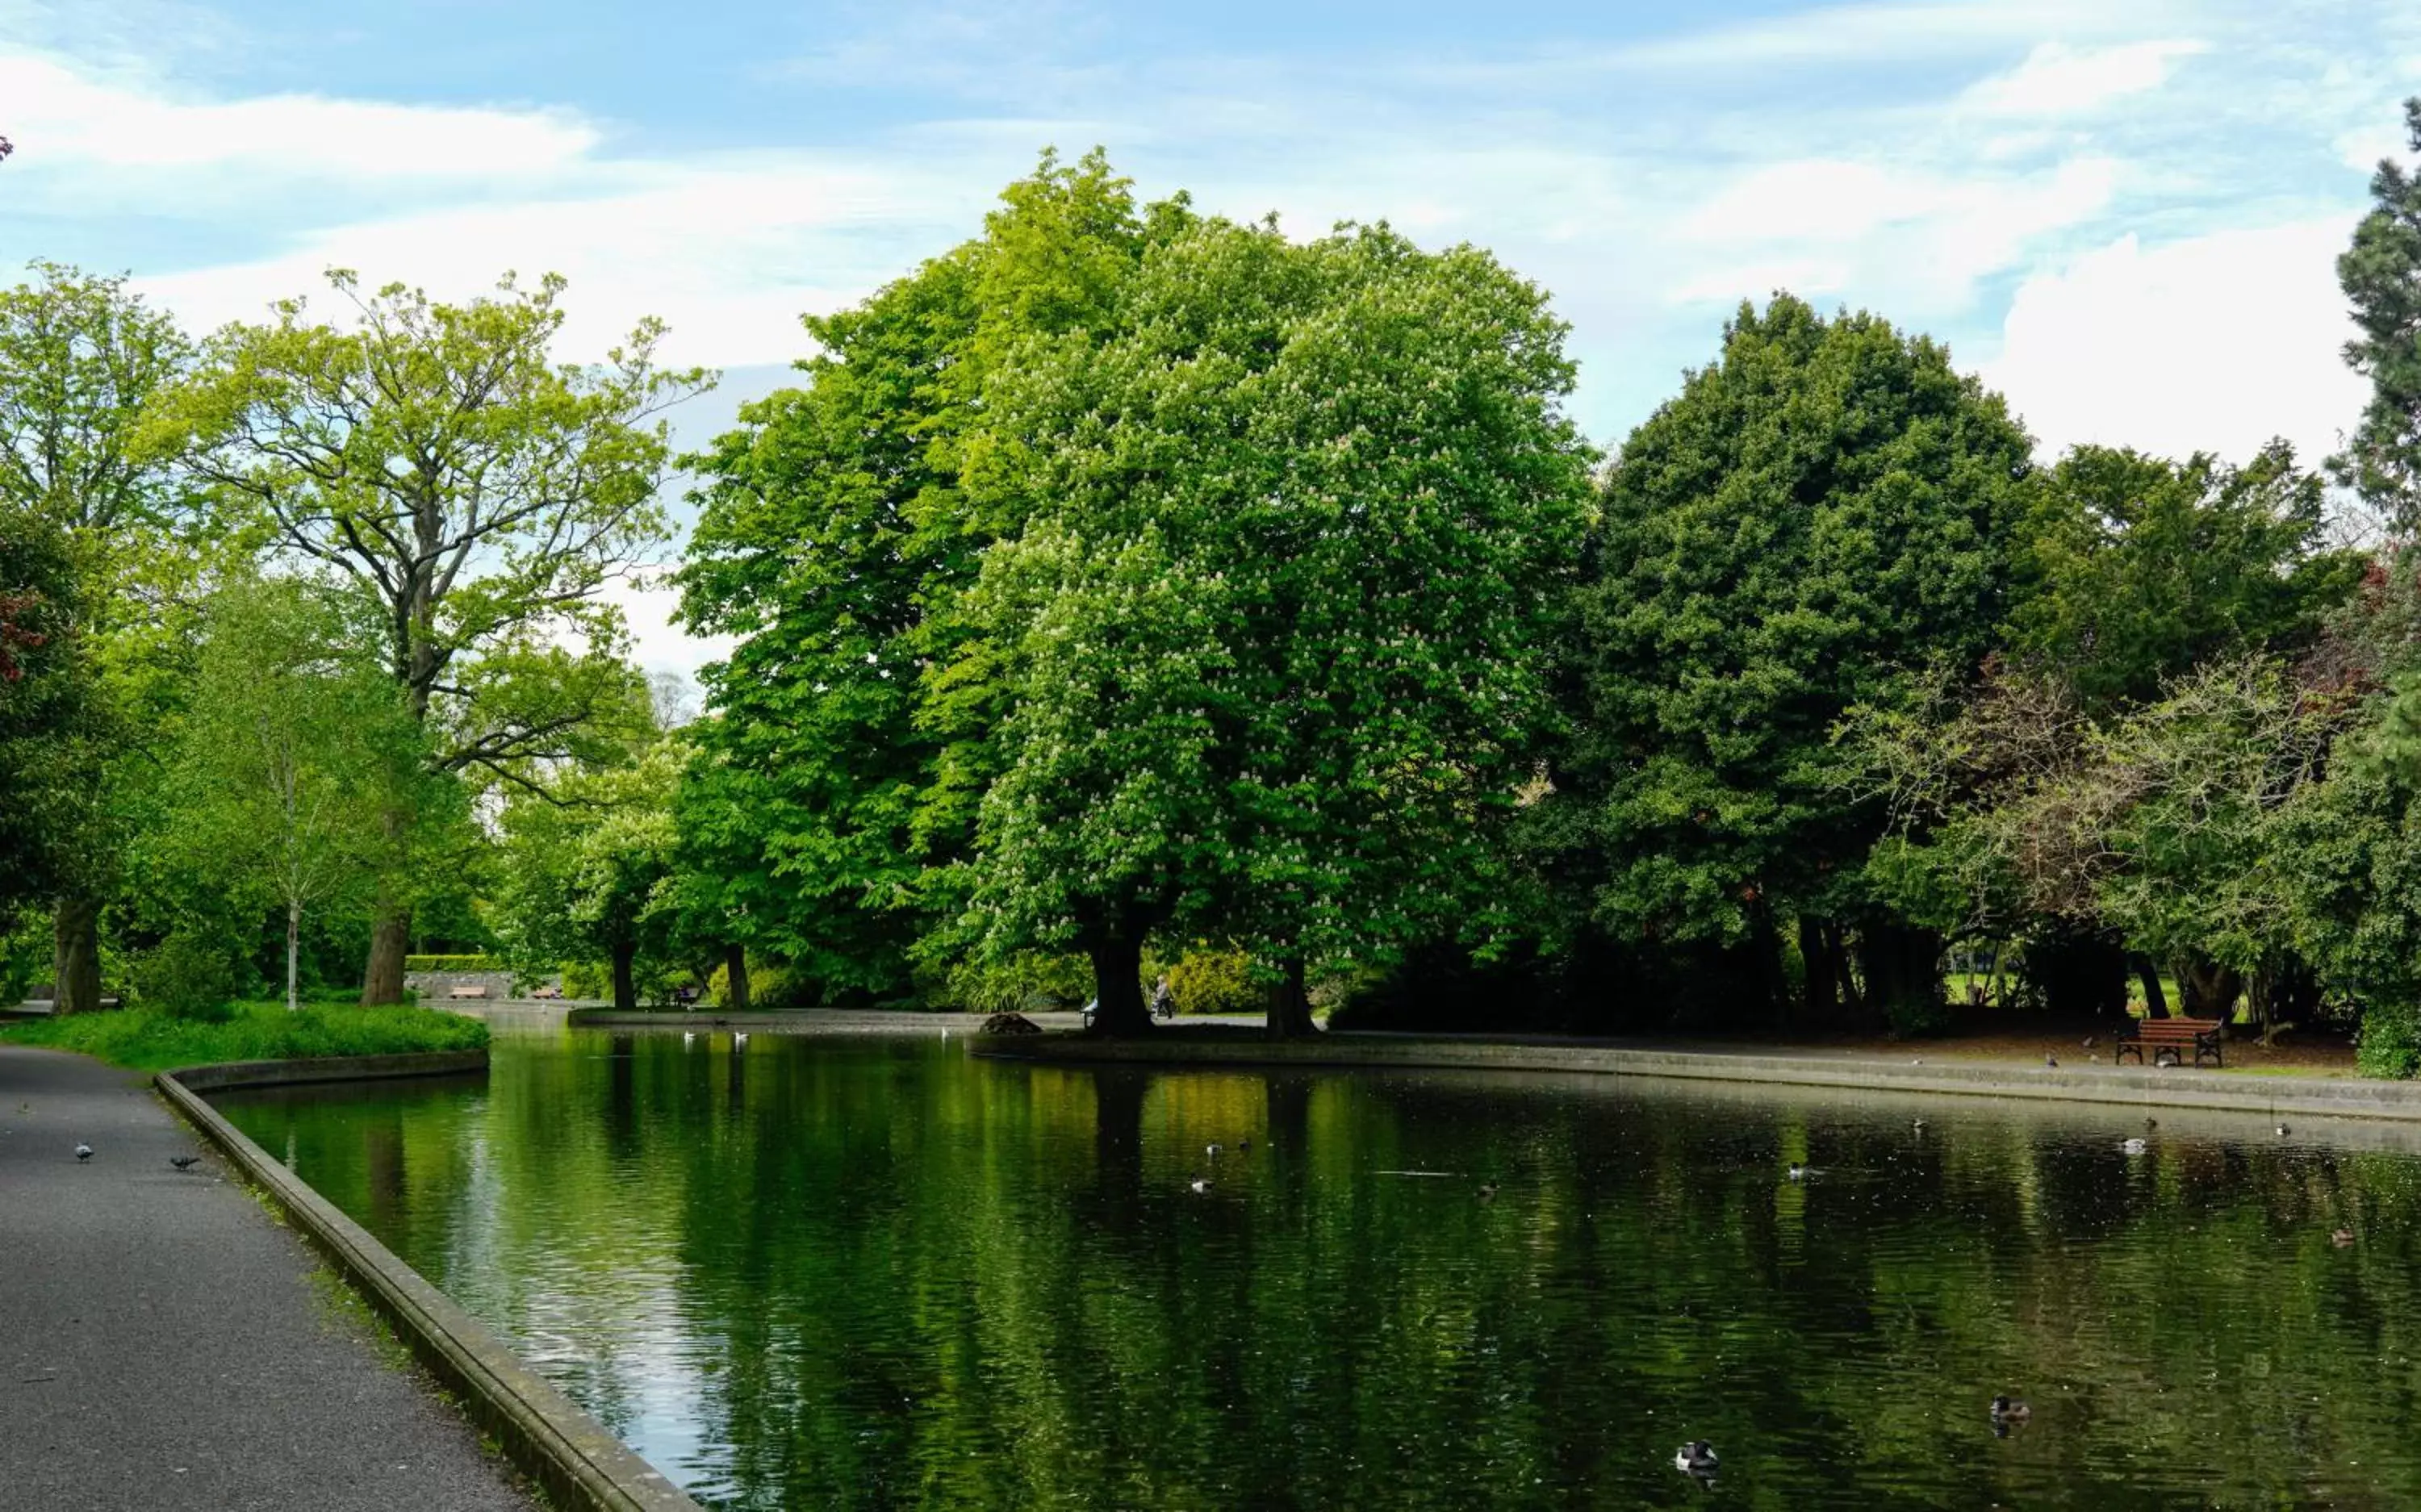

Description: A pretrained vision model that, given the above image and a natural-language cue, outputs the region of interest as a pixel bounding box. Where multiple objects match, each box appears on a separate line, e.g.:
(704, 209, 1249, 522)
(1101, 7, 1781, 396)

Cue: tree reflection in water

(215, 1034, 2421, 1510)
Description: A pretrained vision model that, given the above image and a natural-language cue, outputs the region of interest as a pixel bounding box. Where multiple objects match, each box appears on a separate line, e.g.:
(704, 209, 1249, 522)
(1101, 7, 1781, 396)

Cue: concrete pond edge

(157, 1050, 702, 1512)
(969, 1032, 2421, 1124)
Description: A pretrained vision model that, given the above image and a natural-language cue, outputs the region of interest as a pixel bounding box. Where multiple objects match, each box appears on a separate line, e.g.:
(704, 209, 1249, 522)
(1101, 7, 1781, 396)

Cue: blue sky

(4, 0, 2417, 673)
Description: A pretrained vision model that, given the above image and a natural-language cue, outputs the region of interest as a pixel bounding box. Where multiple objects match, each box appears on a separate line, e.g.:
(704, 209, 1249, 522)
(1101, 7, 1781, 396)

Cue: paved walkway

(0, 1045, 534, 1511)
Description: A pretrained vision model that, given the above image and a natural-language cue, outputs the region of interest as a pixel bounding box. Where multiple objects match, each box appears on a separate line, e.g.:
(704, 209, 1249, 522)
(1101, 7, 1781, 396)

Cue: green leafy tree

(0, 261, 196, 1013)
(1553, 294, 2035, 1029)
(2335, 97, 2421, 531)
(161, 271, 709, 1003)
(166, 574, 423, 1011)
(961, 219, 1594, 1034)
(494, 734, 683, 1012)
(0, 503, 86, 920)
(2013, 442, 2359, 712)
(676, 151, 1183, 1003)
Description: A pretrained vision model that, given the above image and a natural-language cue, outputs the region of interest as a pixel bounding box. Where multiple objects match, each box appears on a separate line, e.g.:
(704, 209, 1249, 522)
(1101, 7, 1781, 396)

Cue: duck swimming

(1989, 1396, 2031, 1422)
(1673, 1441, 1719, 1476)
(2121, 1138, 2147, 1155)
(1786, 1163, 1807, 1181)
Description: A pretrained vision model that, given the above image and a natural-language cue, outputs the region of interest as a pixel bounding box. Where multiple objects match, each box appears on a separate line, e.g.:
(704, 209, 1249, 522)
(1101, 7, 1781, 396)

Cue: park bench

(447, 983, 490, 1000)
(2114, 1015, 2223, 1068)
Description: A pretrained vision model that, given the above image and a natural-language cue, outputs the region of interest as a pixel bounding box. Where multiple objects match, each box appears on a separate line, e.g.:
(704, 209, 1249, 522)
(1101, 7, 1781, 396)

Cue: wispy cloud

(1959, 39, 2210, 115)
(0, 50, 599, 178)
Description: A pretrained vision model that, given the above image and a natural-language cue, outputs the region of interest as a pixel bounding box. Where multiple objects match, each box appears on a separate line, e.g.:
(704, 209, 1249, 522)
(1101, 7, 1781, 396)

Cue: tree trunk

(2130, 953, 2170, 1019)
(1798, 916, 1840, 1026)
(1087, 927, 1150, 1036)
(52, 896, 101, 1015)
(2180, 960, 2242, 1023)
(610, 937, 638, 1013)
(286, 900, 301, 1013)
(724, 942, 751, 1013)
(1265, 955, 1315, 1038)
(361, 904, 410, 1006)
(1749, 904, 1791, 1025)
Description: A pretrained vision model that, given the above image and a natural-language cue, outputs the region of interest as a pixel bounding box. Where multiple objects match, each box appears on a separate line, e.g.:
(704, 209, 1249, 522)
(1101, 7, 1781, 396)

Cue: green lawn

(0, 998, 488, 1072)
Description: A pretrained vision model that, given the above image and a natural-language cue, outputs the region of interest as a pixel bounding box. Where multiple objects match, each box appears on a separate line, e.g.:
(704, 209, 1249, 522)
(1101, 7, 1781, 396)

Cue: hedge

(404, 954, 506, 973)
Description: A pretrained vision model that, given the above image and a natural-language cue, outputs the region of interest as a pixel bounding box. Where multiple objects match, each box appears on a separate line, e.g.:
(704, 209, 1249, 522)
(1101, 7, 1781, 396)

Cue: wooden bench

(2114, 1015, 2223, 1068)
(446, 983, 490, 1000)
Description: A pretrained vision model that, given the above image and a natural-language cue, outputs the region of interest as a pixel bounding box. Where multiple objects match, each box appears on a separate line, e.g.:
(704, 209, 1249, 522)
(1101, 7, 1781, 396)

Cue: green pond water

(211, 1030, 2421, 1510)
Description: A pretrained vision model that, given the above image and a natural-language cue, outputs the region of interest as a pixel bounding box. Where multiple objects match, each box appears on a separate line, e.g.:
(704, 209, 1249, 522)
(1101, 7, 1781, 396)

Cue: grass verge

(0, 998, 488, 1071)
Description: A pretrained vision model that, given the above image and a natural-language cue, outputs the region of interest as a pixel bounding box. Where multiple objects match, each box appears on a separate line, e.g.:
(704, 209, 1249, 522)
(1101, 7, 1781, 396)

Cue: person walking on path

(0, 1043, 537, 1511)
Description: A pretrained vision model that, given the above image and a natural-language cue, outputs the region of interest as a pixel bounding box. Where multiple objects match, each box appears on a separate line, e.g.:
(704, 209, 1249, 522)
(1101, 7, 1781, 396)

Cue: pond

(212, 1030, 2421, 1510)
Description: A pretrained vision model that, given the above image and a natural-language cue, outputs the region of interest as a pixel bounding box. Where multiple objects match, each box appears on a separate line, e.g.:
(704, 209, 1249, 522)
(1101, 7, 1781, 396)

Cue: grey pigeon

(170, 1155, 201, 1171)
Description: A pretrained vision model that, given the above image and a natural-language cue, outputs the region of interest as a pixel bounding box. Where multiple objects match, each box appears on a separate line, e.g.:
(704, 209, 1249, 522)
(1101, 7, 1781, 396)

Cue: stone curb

(157, 1053, 700, 1512)
(968, 1033, 2421, 1123)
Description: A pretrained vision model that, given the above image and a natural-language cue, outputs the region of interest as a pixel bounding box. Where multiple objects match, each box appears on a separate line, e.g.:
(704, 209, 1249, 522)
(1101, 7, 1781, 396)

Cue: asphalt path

(0, 1044, 534, 1511)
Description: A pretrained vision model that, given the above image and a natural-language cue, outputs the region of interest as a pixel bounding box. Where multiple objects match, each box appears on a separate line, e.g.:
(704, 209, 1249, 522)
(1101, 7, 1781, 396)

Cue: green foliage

(157, 269, 700, 996)
(1160, 946, 1261, 1016)
(2358, 1001, 2421, 1078)
(1556, 294, 2035, 956)
(2335, 98, 2421, 531)
(161, 574, 423, 1008)
(2013, 443, 2359, 711)
(492, 732, 685, 1010)
(920, 950, 1092, 1013)
(676, 150, 1177, 1002)
(404, 954, 506, 973)
(0, 998, 487, 1071)
(961, 216, 1594, 1025)
(0, 500, 86, 914)
(129, 929, 243, 1021)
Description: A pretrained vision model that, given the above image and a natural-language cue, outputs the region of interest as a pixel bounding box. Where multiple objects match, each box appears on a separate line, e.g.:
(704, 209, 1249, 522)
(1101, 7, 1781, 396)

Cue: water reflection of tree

(219, 1050, 2421, 1510)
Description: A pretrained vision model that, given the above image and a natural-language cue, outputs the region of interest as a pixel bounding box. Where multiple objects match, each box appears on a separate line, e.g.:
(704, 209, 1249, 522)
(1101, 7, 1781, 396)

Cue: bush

(404, 954, 505, 973)
(1161, 946, 1261, 1015)
(560, 960, 610, 999)
(922, 951, 1090, 1012)
(2358, 1001, 2421, 1079)
(132, 932, 242, 1022)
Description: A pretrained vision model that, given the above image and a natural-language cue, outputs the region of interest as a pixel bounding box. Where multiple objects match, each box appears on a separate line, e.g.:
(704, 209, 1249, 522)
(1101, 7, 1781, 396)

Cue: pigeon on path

(74, 1143, 92, 1162)
(170, 1155, 201, 1172)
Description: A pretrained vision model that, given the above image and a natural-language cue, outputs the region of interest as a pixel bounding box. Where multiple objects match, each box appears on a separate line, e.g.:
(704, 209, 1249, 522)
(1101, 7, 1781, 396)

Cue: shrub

(132, 932, 242, 1022)
(924, 952, 1090, 1012)
(560, 960, 610, 999)
(404, 954, 505, 973)
(2358, 1001, 2421, 1079)
(1161, 946, 1261, 1015)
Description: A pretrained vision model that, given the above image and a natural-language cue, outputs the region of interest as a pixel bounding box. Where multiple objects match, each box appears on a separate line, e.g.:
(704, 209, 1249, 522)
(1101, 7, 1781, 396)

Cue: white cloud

(0, 50, 598, 177)
(1670, 156, 2121, 313)
(1959, 40, 2208, 116)
(1980, 219, 2366, 464)
(1608, 0, 2140, 71)
(134, 160, 983, 368)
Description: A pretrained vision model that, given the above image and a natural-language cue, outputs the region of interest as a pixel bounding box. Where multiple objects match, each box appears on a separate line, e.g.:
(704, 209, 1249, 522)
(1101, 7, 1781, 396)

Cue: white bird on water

(2122, 1137, 2148, 1155)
